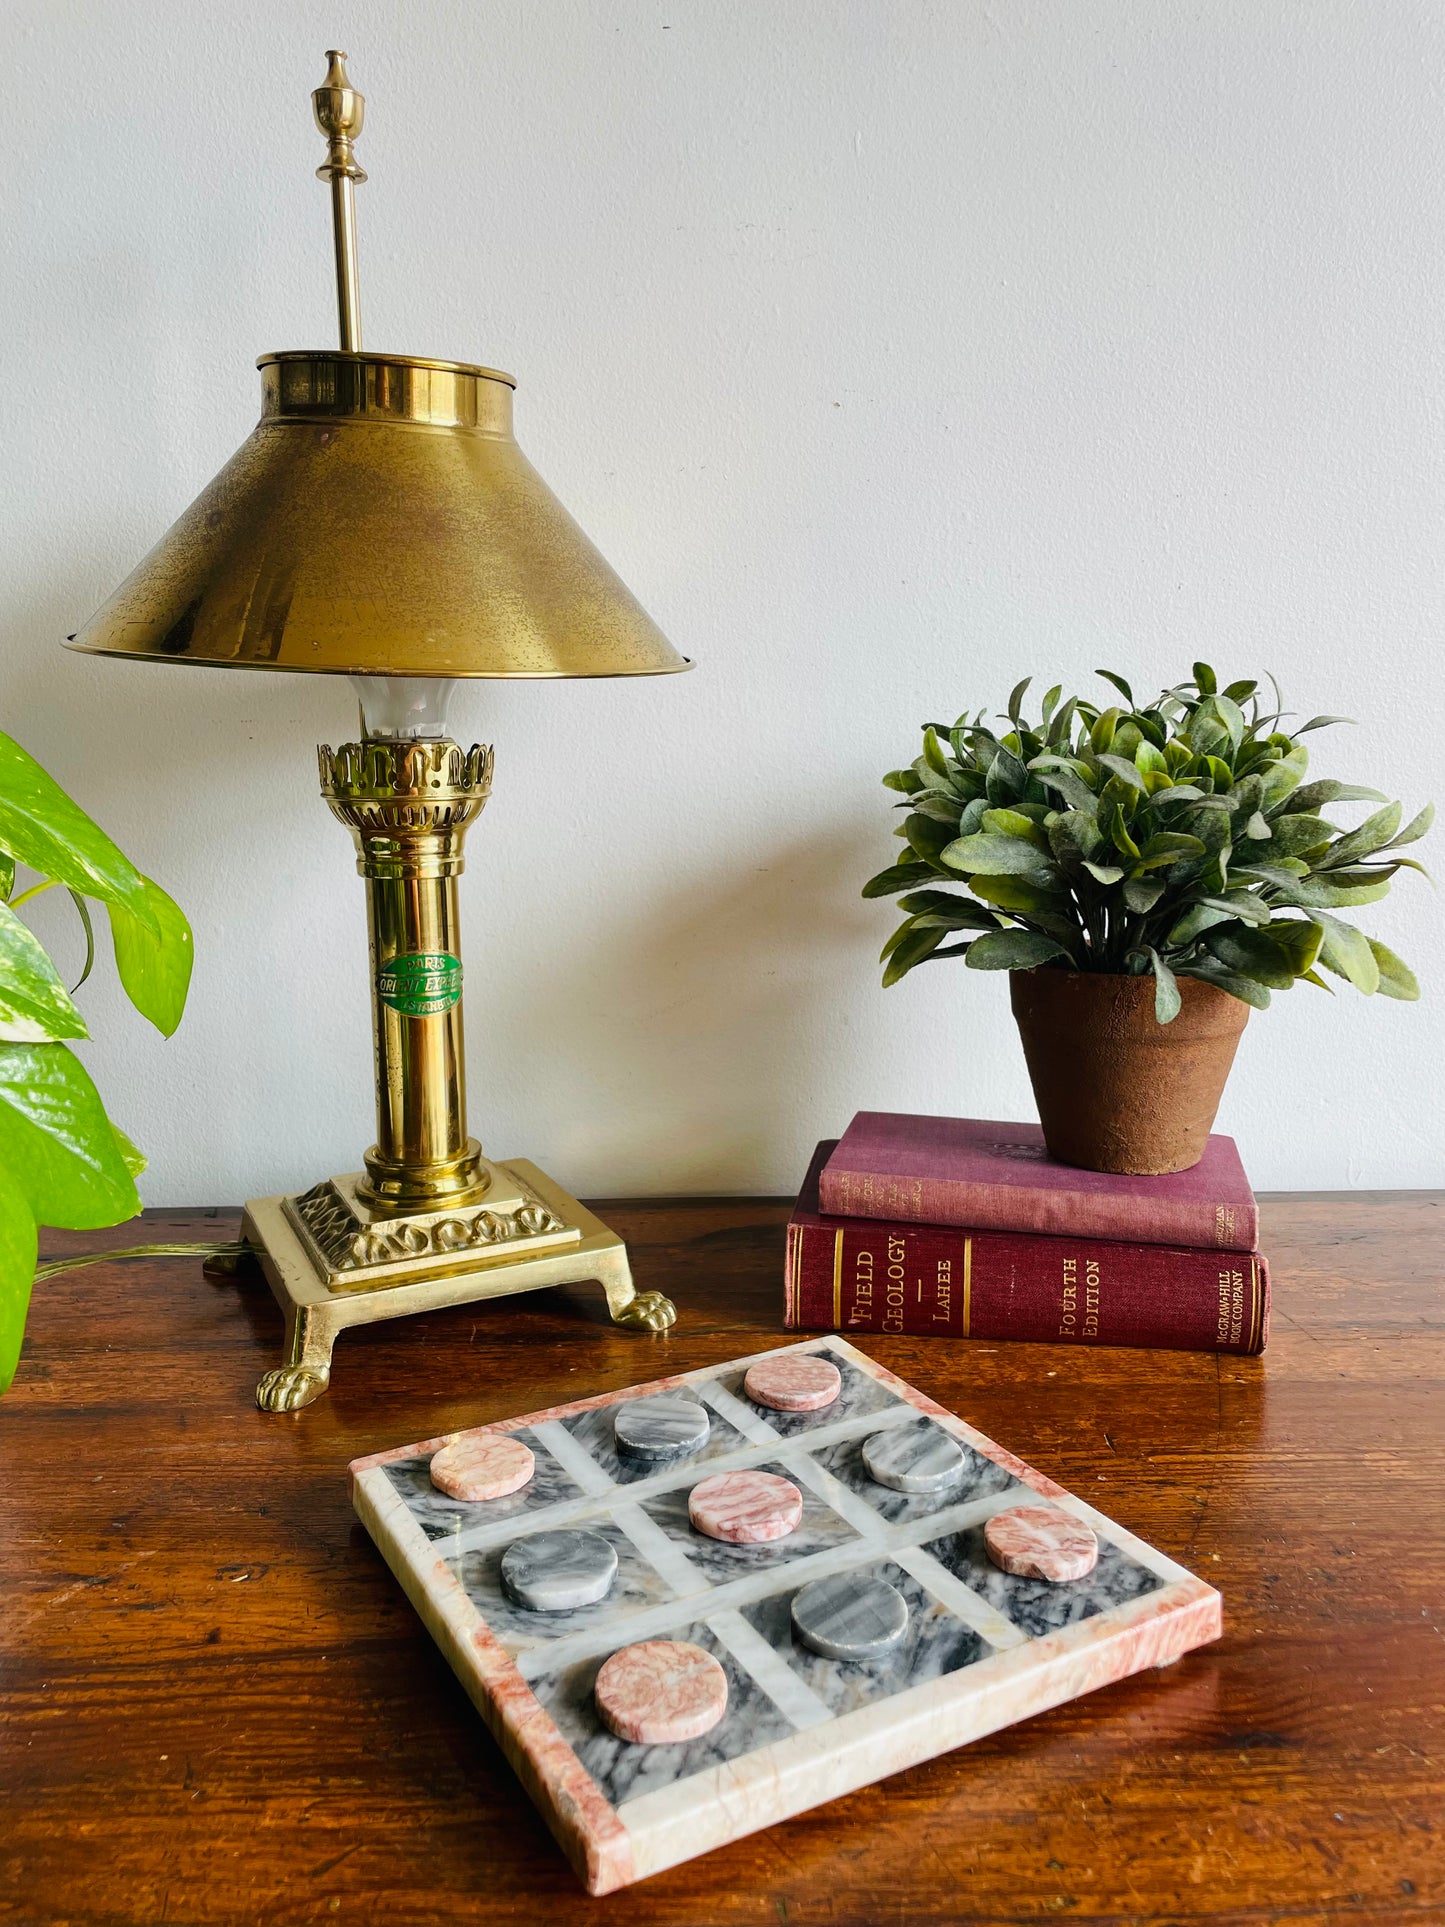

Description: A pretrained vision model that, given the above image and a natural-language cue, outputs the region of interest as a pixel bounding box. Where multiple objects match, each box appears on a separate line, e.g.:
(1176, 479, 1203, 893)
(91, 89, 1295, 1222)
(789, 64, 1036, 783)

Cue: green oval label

(377, 951, 462, 1017)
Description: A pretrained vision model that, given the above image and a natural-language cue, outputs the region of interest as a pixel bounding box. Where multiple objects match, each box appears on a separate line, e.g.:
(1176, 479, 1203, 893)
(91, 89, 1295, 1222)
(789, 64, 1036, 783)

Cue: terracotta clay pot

(1009, 968, 1250, 1175)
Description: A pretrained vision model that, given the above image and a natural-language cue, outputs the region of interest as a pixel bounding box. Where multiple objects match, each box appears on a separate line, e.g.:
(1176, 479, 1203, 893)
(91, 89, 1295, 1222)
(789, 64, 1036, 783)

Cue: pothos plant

(0, 731, 192, 1391)
(865, 666, 1430, 1020)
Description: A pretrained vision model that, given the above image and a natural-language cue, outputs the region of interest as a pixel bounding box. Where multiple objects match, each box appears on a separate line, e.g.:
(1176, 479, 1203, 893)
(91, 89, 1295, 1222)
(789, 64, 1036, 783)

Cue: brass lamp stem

(312, 50, 366, 352)
(319, 737, 496, 1213)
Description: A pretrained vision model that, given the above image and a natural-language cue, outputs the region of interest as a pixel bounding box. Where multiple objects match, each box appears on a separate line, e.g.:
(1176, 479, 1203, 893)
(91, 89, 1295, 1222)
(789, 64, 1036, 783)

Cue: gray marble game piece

(791, 1572, 909, 1661)
(613, 1394, 711, 1460)
(862, 1423, 966, 1493)
(500, 1528, 619, 1612)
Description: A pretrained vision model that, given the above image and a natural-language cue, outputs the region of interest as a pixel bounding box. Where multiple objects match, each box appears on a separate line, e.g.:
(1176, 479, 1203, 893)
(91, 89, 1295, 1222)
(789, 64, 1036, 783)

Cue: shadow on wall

(508, 821, 888, 1195)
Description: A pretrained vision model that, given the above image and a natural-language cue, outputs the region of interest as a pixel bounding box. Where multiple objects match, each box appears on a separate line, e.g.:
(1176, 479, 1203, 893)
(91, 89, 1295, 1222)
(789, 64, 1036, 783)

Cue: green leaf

(1296, 714, 1354, 733)
(0, 904, 89, 1043)
(984, 745, 1030, 805)
(1275, 877, 1392, 909)
(1263, 814, 1339, 855)
(1177, 963, 1271, 1010)
(969, 874, 1066, 915)
(912, 791, 966, 825)
(1082, 860, 1126, 885)
(1388, 801, 1434, 849)
(896, 890, 998, 923)
(1289, 780, 1386, 813)
(1148, 948, 1181, 1023)
(862, 862, 935, 899)
(1321, 803, 1402, 869)
(922, 727, 950, 776)
(1308, 911, 1380, 994)
(1040, 684, 1062, 723)
(0, 1042, 141, 1228)
(964, 929, 1068, 971)
(0, 851, 13, 899)
(882, 769, 924, 795)
(940, 833, 1054, 878)
(1031, 766, 1098, 813)
(0, 1178, 38, 1393)
(67, 890, 96, 994)
(1095, 670, 1134, 704)
(1095, 752, 1147, 793)
(1192, 662, 1218, 695)
(1203, 926, 1298, 989)
(979, 808, 1048, 848)
(0, 734, 158, 933)
(1135, 831, 1207, 869)
(1367, 939, 1420, 1001)
(1168, 902, 1236, 943)
(1005, 677, 1032, 725)
(1149, 784, 1207, 806)
(881, 924, 948, 987)
(1267, 918, 1325, 977)
(1222, 679, 1258, 703)
(109, 1121, 148, 1179)
(1123, 874, 1165, 914)
(1089, 707, 1121, 755)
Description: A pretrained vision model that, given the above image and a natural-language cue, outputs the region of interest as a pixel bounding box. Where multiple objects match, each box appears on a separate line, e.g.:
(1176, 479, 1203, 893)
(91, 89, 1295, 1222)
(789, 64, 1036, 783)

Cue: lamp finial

(312, 49, 366, 351)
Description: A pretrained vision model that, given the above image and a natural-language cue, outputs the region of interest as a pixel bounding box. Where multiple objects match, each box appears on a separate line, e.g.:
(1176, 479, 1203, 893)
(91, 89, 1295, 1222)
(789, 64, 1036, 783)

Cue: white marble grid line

(696, 1378, 782, 1444)
(609, 1502, 714, 1599)
(511, 1482, 1057, 1678)
(703, 1608, 835, 1732)
(780, 1447, 1034, 1650)
(430, 1397, 929, 1562)
(530, 1419, 618, 1498)
(890, 1545, 1031, 1652)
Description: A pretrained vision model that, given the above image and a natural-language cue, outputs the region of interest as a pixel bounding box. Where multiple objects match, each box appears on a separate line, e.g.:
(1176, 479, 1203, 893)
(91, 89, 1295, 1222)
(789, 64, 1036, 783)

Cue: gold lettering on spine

(882, 1235, 907, 1332)
(1060, 1254, 1078, 1339)
(962, 1238, 972, 1336)
(832, 1230, 844, 1327)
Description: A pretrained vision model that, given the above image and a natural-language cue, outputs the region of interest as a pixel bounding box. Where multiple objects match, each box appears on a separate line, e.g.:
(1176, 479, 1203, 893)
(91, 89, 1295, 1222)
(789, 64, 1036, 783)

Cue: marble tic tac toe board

(350, 1338, 1221, 1894)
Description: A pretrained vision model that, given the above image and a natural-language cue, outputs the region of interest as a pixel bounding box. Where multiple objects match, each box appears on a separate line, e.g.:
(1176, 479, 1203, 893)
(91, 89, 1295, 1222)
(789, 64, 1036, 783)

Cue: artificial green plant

(865, 666, 1430, 1021)
(0, 731, 192, 1390)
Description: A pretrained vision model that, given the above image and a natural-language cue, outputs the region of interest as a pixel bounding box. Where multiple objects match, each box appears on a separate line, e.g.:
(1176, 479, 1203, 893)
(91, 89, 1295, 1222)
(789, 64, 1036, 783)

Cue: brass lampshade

(68, 349, 689, 679)
(70, 52, 688, 1410)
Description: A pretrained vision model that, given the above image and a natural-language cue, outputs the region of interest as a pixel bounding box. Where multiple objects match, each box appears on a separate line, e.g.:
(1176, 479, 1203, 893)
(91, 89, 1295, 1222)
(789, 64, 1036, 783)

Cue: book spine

(819, 1165, 1258, 1253)
(784, 1217, 1268, 1355)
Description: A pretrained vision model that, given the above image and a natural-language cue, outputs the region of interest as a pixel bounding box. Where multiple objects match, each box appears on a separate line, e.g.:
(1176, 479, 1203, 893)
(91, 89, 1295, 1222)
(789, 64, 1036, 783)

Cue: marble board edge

(612, 1573, 1221, 1885)
(351, 1468, 634, 1895)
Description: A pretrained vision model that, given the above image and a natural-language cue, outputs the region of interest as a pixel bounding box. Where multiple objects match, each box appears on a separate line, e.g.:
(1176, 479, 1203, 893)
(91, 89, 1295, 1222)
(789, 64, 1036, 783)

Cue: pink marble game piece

(429, 1432, 535, 1503)
(743, 1352, 842, 1412)
(985, 1504, 1099, 1582)
(594, 1640, 729, 1744)
(688, 1470, 803, 1544)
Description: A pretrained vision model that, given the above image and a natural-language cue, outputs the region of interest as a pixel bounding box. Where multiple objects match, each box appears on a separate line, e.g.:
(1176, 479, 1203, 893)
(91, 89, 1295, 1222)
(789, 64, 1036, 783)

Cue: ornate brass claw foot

(256, 1363, 332, 1412)
(595, 1246, 677, 1331)
(611, 1290, 677, 1331)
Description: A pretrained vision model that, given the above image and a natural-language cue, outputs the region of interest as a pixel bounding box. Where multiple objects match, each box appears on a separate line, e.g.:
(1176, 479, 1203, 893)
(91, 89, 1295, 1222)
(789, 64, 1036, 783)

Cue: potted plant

(865, 667, 1431, 1174)
(0, 731, 192, 1390)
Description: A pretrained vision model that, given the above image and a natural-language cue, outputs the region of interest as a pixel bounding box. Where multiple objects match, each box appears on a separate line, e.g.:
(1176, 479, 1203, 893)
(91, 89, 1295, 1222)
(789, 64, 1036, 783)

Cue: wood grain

(2, 1191, 1441, 1926)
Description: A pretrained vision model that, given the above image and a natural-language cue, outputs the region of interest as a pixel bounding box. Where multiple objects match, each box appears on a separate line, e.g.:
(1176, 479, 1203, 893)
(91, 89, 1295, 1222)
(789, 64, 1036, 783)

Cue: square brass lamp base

(239, 1159, 676, 1412)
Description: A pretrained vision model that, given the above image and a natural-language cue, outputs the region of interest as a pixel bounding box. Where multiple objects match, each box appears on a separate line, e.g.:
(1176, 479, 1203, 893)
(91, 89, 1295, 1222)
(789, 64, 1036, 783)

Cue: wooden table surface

(3, 1192, 1442, 1927)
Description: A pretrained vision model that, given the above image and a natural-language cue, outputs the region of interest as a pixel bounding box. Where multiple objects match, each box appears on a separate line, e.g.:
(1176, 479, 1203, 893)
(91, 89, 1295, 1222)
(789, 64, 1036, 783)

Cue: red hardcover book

(820, 1112, 1257, 1253)
(787, 1142, 1269, 1356)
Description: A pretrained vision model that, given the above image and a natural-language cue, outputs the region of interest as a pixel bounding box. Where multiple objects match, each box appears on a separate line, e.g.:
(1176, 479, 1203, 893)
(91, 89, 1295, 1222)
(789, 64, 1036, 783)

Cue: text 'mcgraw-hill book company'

(785, 1141, 1269, 1356)
(820, 1112, 1258, 1251)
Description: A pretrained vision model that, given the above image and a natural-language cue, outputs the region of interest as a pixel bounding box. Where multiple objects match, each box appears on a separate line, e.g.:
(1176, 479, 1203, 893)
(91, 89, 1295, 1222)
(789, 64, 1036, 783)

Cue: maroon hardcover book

(819, 1112, 1257, 1252)
(787, 1142, 1269, 1356)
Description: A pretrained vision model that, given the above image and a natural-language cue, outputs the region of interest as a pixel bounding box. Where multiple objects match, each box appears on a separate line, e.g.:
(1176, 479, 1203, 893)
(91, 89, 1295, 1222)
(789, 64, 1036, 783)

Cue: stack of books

(784, 1113, 1269, 1356)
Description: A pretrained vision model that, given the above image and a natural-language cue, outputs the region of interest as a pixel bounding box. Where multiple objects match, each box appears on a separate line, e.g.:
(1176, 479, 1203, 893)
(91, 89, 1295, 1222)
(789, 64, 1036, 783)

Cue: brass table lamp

(68, 53, 689, 1410)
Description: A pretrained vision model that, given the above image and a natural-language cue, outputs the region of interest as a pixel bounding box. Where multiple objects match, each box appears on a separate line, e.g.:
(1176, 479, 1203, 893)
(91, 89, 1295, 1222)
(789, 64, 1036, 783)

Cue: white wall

(3, 0, 1442, 1202)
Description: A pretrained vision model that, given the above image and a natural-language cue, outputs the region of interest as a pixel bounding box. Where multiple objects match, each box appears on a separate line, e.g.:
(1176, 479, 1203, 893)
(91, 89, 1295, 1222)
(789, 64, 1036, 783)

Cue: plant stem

(9, 879, 58, 909)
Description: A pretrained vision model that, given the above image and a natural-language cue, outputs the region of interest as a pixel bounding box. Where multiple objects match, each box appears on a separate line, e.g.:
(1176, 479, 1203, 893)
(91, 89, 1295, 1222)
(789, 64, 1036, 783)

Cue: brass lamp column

(68, 53, 688, 1409)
